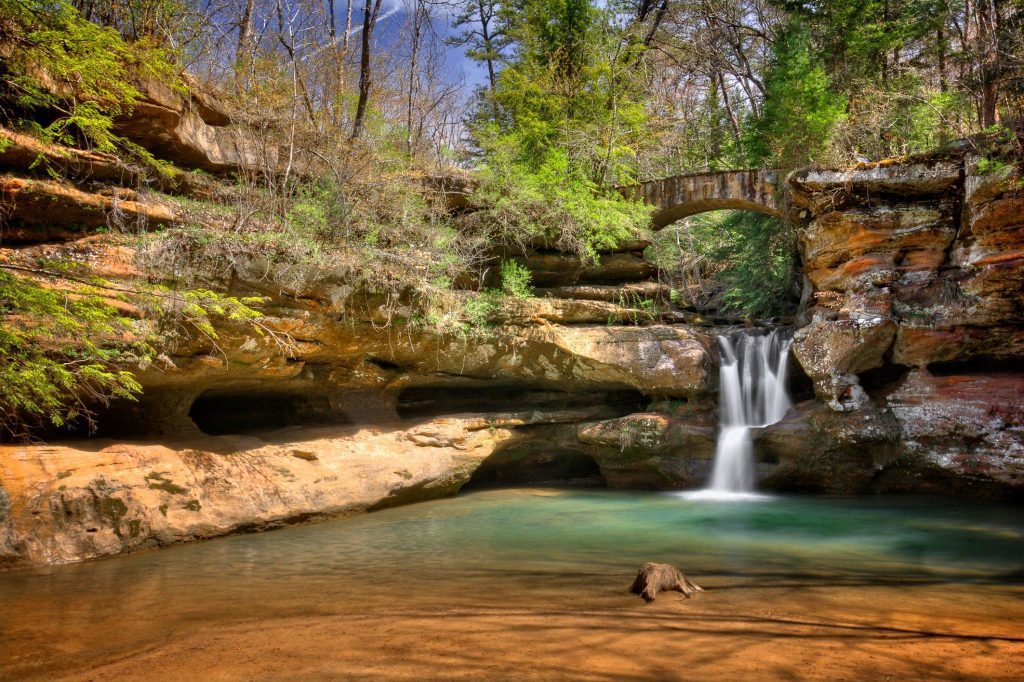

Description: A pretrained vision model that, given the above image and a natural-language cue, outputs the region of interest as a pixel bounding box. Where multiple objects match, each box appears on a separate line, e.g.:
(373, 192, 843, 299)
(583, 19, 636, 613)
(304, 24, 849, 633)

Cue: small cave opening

(188, 389, 343, 436)
(396, 385, 646, 420)
(858, 363, 912, 394)
(462, 444, 606, 491)
(785, 349, 816, 402)
(926, 357, 1011, 376)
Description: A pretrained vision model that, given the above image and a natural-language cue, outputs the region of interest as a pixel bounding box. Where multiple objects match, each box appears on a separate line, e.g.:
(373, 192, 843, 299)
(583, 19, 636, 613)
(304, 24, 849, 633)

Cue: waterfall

(683, 329, 792, 501)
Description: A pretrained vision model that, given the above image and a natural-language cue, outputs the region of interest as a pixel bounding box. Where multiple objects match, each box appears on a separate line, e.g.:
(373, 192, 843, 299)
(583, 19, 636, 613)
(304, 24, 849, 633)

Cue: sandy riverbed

(7, 578, 1022, 681)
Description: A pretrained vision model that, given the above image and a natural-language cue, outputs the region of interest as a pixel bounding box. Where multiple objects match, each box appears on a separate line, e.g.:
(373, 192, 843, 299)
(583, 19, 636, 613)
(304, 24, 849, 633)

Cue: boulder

(791, 317, 896, 407)
(0, 417, 519, 569)
(578, 413, 715, 489)
(756, 399, 900, 493)
(0, 127, 214, 196)
(378, 324, 713, 398)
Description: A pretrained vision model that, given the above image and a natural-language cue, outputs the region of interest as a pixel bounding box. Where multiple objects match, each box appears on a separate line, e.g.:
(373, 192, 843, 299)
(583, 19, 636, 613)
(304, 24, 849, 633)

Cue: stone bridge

(618, 169, 787, 228)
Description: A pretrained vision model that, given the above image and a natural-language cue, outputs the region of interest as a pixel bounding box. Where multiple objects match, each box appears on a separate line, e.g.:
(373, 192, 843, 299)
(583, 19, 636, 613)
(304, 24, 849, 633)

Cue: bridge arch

(619, 169, 786, 228)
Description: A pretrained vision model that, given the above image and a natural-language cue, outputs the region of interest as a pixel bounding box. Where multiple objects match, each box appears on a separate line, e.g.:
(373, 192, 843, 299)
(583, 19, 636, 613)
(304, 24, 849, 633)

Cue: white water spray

(683, 329, 792, 501)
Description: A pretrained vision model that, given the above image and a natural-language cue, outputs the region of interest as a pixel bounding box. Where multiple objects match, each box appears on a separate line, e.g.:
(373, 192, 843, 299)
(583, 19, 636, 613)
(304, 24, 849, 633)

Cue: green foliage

(745, 21, 847, 167)
(0, 268, 144, 438)
(478, 0, 648, 180)
(0, 0, 180, 172)
(149, 285, 266, 348)
(146, 173, 474, 332)
(0, 263, 269, 439)
(464, 0, 652, 260)
(284, 179, 354, 245)
(776, 0, 1006, 159)
(903, 91, 970, 152)
(713, 212, 799, 318)
(975, 156, 1010, 175)
(499, 259, 532, 298)
(971, 124, 1023, 176)
(647, 211, 798, 319)
(466, 146, 652, 262)
(460, 289, 503, 336)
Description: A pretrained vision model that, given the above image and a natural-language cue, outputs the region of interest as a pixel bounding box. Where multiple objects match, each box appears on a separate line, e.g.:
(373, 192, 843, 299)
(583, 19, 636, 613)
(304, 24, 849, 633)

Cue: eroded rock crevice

(188, 389, 345, 436)
(395, 385, 646, 420)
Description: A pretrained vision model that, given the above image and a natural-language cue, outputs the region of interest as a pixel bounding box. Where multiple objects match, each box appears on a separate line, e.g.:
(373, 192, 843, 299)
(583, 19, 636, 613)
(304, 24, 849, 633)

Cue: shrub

(463, 147, 652, 263)
(500, 260, 533, 298)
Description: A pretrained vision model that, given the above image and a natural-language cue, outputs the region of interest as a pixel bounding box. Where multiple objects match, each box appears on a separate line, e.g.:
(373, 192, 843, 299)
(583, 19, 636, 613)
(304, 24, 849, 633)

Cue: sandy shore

(7, 578, 1022, 681)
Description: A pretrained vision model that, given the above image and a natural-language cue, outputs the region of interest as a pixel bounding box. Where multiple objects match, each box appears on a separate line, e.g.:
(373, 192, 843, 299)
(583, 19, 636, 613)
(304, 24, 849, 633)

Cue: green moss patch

(145, 471, 188, 495)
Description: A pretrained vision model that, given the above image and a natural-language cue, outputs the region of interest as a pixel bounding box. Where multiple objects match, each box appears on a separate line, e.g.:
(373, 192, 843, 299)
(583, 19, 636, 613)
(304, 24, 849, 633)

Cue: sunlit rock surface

(0, 416, 543, 569)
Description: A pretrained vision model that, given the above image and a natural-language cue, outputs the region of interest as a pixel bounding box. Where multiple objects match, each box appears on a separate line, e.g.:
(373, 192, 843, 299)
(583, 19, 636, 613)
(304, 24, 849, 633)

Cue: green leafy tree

(0, 268, 145, 438)
(467, 0, 653, 260)
(0, 264, 270, 439)
(745, 20, 846, 167)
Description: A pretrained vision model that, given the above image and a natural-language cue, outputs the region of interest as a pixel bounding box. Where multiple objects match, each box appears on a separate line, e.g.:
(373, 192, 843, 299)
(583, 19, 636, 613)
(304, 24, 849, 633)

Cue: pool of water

(2, 489, 1021, 677)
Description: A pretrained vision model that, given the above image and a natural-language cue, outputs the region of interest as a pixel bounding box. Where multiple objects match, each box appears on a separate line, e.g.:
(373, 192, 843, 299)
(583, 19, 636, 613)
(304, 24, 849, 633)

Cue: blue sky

(353, 0, 490, 93)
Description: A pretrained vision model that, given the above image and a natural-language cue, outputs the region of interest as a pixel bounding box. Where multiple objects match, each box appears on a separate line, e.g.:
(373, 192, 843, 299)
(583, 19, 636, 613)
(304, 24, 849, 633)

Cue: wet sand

(6, 578, 1023, 681)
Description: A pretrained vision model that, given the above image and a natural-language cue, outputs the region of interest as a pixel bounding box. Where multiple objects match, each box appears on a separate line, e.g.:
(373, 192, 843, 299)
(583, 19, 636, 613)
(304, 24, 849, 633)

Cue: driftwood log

(629, 562, 703, 603)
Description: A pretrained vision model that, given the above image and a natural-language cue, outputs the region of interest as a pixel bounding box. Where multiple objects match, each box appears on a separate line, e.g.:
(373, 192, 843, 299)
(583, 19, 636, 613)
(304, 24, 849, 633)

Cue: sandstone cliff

(0, 81, 1021, 569)
(778, 144, 1023, 494)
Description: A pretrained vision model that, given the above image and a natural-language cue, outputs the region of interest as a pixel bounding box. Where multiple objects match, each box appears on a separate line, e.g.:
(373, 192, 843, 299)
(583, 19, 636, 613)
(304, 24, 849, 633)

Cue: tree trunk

(977, 0, 1000, 127)
(407, 0, 425, 156)
(478, 0, 498, 90)
(629, 563, 703, 603)
(640, 0, 668, 48)
(237, 0, 256, 69)
(351, 0, 383, 140)
(717, 70, 742, 143)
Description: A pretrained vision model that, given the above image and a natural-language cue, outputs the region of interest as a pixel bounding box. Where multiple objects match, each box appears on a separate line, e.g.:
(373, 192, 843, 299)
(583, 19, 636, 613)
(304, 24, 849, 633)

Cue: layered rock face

(778, 146, 1024, 494)
(0, 282, 722, 568)
(113, 76, 270, 173)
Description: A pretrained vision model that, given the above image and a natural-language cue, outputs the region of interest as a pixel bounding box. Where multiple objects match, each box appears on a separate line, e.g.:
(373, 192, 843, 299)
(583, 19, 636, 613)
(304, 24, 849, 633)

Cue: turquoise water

(1, 489, 1021, 676)
(3, 489, 1020, 594)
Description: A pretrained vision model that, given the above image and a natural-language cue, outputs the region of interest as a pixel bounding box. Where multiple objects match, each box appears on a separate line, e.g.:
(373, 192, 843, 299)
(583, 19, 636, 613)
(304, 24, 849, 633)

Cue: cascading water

(683, 329, 793, 500)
